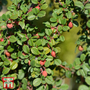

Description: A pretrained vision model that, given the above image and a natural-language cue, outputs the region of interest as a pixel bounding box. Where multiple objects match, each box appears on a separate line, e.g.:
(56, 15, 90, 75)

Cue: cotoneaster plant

(0, 0, 90, 90)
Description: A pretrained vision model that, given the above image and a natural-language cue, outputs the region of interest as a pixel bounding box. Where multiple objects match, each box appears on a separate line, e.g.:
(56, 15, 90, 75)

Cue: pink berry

(5, 50, 11, 57)
(51, 51, 56, 57)
(42, 71, 47, 77)
(35, 6, 40, 10)
(28, 60, 31, 66)
(40, 60, 46, 66)
(0, 38, 4, 42)
(68, 22, 73, 28)
(7, 23, 13, 29)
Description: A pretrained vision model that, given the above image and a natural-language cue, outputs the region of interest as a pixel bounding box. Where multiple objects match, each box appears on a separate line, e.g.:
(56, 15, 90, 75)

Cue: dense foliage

(0, 0, 90, 90)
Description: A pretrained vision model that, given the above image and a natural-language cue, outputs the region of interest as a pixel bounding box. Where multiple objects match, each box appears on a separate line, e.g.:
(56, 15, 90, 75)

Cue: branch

(59, 65, 71, 71)
(84, 0, 89, 5)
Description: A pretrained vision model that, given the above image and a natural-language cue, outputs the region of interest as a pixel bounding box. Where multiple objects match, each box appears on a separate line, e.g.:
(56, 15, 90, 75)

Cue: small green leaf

(0, 46, 4, 50)
(9, 35, 17, 43)
(80, 54, 86, 61)
(85, 76, 90, 85)
(4, 59, 10, 66)
(19, 21, 25, 29)
(11, 53, 17, 59)
(0, 81, 3, 89)
(66, 70, 72, 78)
(63, 26, 70, 31)
(33, 78, 42, 87)
(60, 84, 69, 90)
(31, 47, 40, 55)
(85, 4, 90, 9)
(79, 85, 89, 90)
(75, 1, 84, 9)
(80, 69, 86, 77)
(2, 67, 10, 74)
(10, 61, 18, 70)
(46, 56, 53, 61)
(37, 11, 46, 17)
(17, 32, 25, 38)
(18, 69, 25, 80)
(43, 21, 50, 27)
(28, 39, 34, 46)
(52, 88, 57, 90)
(0, 62, 3, 66)
(46, 68, 52, 74)
(56, 80, 62, 87)
(60, 35, 65, 42)
(22, 78, 27, 85)
(54, 59, 61, 65)
(36, 86, 44, 90)
(10, 73, 17, 80)
(20, 4, 28, 13)
(7, 45, 14, 52)
(45, 29, 52, 36)
(51, 39, 56, 45)
(58, 25, 62, 31)
(12, 0, 21, 5)
(66, 0, 71, 5)
(23, 45, 29, 54)
(41, 4, 48, 9)
(31, 0, 38, 4)
(45, 76, 54, 85)
(30, 60, 35, 67)
(66, 11, 72, 19)
(22, 84, 27, 90)
(10, 14, 18, 19)
(61, 18, 66, 25)
(74, 58, 81, 65)
(17, 39, 22, 45)
(45, 61, 50, 67)
(18, 10, 22, 17)
(27, 15, 36, 20)
(44, 47, 50, 54)
(87, 20, 90, 28)
(35, 39, 42, 46)
(50, 18, 57, 22)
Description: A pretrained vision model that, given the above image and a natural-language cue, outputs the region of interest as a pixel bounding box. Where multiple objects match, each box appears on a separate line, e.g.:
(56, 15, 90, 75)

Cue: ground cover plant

(0, 0, 90, 90)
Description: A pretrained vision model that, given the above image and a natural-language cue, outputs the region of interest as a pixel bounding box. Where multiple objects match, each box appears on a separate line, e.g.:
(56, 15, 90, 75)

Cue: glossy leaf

(33, 78, 42, 87)
(31, 47, 40, 55)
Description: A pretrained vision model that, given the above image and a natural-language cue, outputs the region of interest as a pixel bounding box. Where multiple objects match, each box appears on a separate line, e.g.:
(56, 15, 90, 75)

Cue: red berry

(72, 12, 75, 15)
(51, 51, 56, 57)
(36, 33, 40, 39)
(22, 53, 26, 56)
(43, 36, 47, 39)
(35, 6, 40, 10)
(8, 59, 13, 62)
(51, 27, 54, 31)
(7, 36, 11, 39)
(42, 71, 47, 77)
(40, 60, 46, 66)
(5, 51, 11, 57)
(7, 23, 13, 29)
(78, 46, 83, 51)
(28, 60, 30, 66)
(68, 22, 73, 28)
(8, 40, 10, 45)
(0, 38, 4, 42)
(17, 87, 20, 90)
(17, 88, 20, 90)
